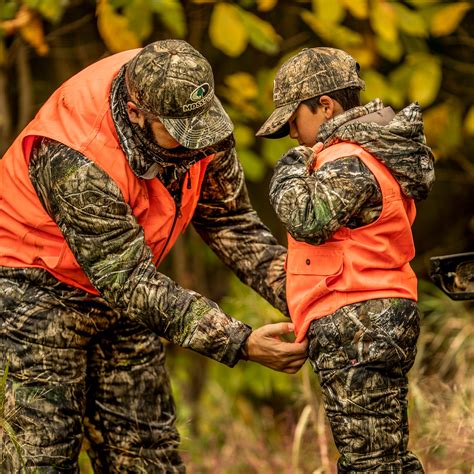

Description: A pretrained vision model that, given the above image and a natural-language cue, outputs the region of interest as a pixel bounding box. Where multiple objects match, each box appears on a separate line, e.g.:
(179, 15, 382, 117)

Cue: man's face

(288, 102, 326, 147)
(127, 100, 181, 149)
(145, 117, 181, 149)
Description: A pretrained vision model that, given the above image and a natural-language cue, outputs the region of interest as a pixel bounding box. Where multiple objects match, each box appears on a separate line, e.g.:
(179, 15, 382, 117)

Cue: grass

(3, 278, 472, 472)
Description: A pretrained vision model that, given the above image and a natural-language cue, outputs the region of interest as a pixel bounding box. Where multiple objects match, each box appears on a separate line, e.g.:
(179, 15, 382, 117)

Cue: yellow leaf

(408, 54, 441, 107)
(370, 0, 398, 43)
(312, 0, 345, 24)
(301, 10, 362, 48)
(375, 35, 402, 62)
(392, 3, 427, 37)
(97, 0, 141, 52)
(431, 2, 471, 37)
(209, 3, 248, 57)
(340, 0, 368, 19)
(20, 16, 49, 55)
(423, 101, 462, 157)
(361, 70, 388, 103)
(153, 0, 187, 38)
(346, 44, 375, 68)
(464, 106, 474, 136)
(239, 9, 281, 55)
(220, 72, 260, 120)
(37, 0, 65, 23)
(257, 0, 278, 12)
(225, 72, 258, 101)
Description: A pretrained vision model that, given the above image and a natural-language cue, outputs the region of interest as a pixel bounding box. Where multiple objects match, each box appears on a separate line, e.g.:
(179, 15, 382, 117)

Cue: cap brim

(161, 96, 233, 150)
(256, 102, 299, 138)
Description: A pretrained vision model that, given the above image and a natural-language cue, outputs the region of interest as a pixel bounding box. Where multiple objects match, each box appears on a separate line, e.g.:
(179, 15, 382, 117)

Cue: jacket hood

(319, 99, 435, 201)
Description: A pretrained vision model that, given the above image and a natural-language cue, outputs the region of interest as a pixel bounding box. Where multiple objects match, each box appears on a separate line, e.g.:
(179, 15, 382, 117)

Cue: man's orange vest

(286, 142, 417, 342)
(0, 49, 214, 294)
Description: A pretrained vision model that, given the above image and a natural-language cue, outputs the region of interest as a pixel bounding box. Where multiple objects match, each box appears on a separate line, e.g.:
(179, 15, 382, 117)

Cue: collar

(318, 98, 385, 144)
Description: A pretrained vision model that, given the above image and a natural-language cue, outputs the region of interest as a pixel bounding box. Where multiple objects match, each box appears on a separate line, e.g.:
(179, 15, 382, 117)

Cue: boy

(257, 47, 435, 472)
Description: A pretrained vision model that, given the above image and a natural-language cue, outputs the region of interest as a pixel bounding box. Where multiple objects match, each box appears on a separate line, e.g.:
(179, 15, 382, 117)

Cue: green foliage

(0, 363, 26, 471)
(210, 4, 248, 58)
(151, 0, 186, 38)
(2, 0, 472, 171)
(169, 278, 474, 473)
(23, 0, 69, 23)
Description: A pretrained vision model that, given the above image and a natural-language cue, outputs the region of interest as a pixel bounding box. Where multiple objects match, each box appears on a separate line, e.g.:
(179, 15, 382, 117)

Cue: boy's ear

(318, 95, 343, 119)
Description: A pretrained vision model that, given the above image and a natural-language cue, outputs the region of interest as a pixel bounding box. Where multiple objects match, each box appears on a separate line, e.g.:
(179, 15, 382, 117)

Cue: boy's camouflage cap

(126, 39, 233, 149)
(257, 47, 365, 138)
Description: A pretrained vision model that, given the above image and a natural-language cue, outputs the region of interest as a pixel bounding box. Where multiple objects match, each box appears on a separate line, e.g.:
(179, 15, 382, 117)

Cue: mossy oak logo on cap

(183, 83, 213, 112)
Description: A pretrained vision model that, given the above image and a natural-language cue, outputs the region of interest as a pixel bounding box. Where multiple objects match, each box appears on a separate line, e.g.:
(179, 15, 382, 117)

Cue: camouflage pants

(0, 269, 184, 473)
(307, 299, 424, 473)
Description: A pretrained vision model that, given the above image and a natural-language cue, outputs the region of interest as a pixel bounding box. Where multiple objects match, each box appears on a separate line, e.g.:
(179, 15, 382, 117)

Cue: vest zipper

(186, 170, 192, 189)
(155, 181, 184, 265)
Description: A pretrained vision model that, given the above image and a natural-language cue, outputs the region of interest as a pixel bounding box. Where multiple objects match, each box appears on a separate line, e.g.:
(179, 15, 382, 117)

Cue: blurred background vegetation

(0, 0, 472, 472)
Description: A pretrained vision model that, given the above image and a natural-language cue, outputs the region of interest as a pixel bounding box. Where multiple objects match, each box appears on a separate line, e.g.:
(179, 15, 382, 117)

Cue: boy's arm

(269, 146, 381, 245)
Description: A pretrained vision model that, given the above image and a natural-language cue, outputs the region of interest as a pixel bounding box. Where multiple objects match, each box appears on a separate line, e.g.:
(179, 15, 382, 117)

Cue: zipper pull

(186, 170, 192, 189)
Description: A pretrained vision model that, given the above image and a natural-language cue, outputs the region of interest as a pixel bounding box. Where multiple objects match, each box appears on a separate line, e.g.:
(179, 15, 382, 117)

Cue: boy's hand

(306, 142, 324, 173)
(244, 322, 308, 373)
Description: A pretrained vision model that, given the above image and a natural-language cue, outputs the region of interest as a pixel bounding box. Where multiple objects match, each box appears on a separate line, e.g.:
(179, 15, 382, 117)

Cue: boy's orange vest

(286, 142, 417, 342)
(0, 49, 214, 294)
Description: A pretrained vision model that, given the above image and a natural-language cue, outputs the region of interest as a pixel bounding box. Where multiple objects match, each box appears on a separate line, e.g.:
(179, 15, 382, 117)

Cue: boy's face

(288, 102, 327, 147)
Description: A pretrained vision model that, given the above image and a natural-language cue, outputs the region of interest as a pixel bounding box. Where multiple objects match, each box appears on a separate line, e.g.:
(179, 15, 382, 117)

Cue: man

(0, 39, 307, 472)
(257, 47, 434, 472)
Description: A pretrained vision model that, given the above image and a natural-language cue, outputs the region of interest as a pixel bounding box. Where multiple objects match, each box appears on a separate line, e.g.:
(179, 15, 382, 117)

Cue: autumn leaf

(340, 0, 368, 19)
(312, 0, 345, 24)
(209, 3, 248, 57)
(392, 2, 427, 37)
(20, 14, 48, 55)
(407, 53, 441, 107)
(257, 0, 277, 12)
(97, 0, 141, 52)
(370, 0, 398, 43)
(151, 0, 187, 38)
(430, 2, 471, 37)
(239, 9, 281, 55)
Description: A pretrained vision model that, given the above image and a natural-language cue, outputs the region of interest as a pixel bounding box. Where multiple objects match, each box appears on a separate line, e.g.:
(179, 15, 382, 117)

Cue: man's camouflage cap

(126, 39, 233, 149)
(257, 47, 365, 138)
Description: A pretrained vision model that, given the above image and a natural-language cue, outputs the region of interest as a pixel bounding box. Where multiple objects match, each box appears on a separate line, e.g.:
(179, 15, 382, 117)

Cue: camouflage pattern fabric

(269, 99, 435, 244)
(0, 56, 288, 470)
(269, 98, 432, 470)
(0, 267, 183, 472)
(307, 299, 423, 473)
(126, 39, 233, 150)
(257, 47, 365, 138)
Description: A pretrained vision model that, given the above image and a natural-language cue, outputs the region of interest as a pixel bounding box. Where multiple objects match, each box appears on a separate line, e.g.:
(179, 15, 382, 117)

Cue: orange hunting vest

(0, 49, 214, 294)
(286, 142, 417, 342)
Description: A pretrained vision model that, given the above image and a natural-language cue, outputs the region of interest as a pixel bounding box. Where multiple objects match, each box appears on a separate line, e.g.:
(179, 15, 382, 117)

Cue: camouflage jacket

(8, 67, 288, 367)
(270, 99, 435, 245)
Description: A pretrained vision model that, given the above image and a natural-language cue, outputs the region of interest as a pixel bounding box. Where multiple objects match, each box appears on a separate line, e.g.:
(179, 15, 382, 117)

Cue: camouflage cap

(126, 39, 233, 149)
(257, 47, 365, 138)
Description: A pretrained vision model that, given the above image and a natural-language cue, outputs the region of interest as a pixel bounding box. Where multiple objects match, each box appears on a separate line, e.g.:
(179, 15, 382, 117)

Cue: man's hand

(244, 322, 308, 374)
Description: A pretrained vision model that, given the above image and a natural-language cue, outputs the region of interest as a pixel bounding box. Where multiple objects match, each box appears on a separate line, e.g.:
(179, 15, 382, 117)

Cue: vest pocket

(286, 247, 343, 276)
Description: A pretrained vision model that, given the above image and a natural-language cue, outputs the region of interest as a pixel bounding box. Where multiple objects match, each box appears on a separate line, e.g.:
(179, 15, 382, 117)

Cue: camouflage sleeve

(269, 146, 381, 245)
(192, 147, 289, 316)
(28, 138, 251, 367)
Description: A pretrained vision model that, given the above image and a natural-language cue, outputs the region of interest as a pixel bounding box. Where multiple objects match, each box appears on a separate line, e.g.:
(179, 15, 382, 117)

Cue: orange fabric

(286, 142, 417, 342)
(0, 50, 214, 294)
